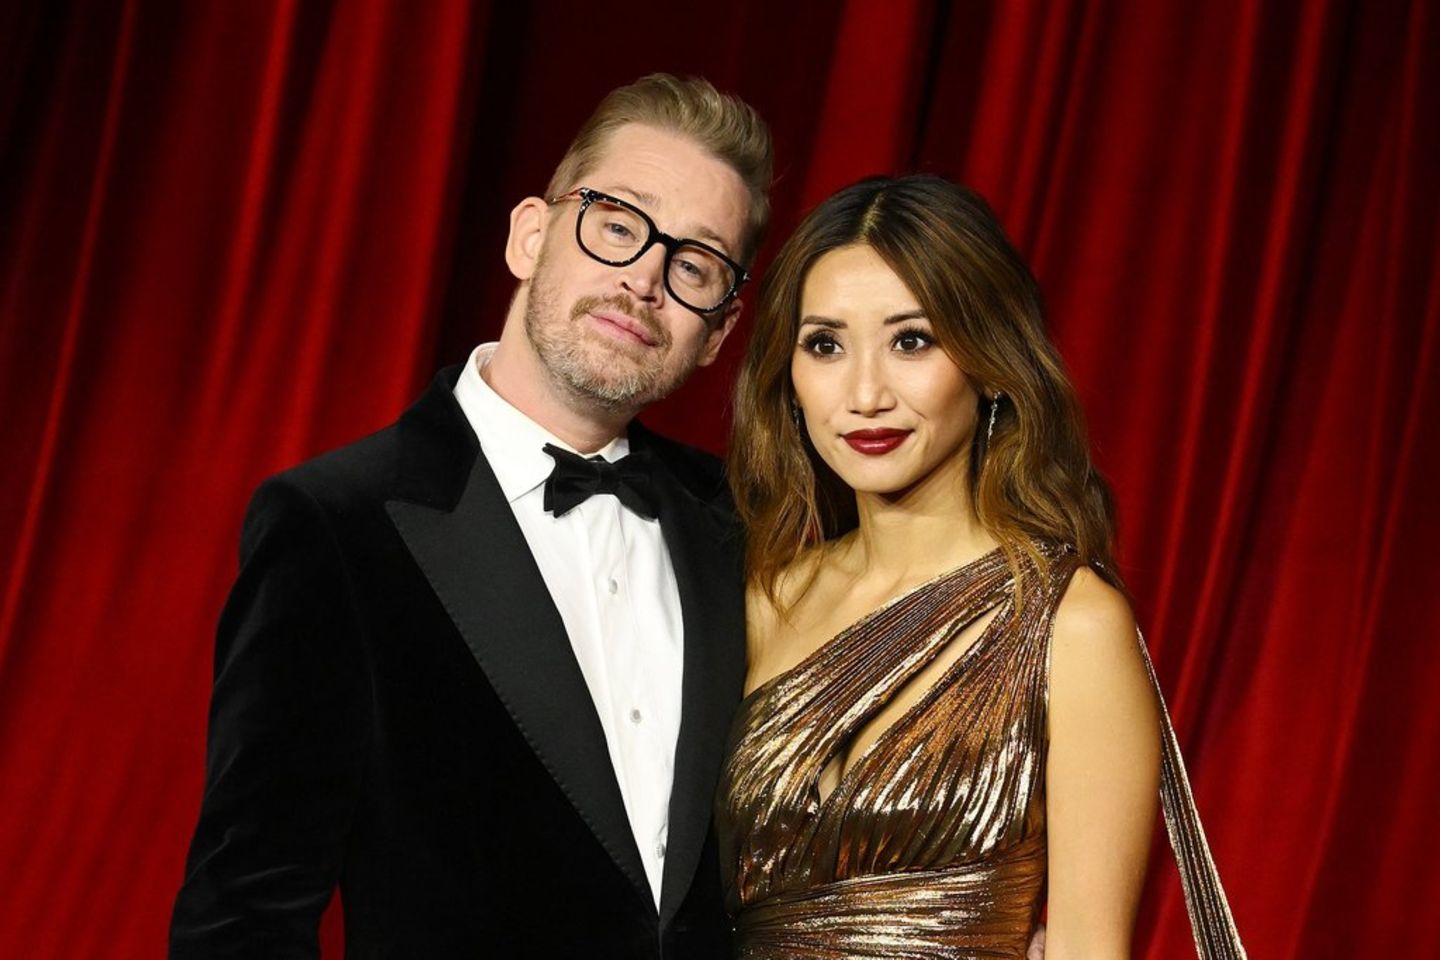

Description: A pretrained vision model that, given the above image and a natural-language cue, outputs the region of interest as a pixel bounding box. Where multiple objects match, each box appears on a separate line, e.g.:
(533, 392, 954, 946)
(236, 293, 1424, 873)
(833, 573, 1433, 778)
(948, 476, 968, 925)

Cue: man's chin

(566, 378, 653, 411)
(556, 353, 658, 408)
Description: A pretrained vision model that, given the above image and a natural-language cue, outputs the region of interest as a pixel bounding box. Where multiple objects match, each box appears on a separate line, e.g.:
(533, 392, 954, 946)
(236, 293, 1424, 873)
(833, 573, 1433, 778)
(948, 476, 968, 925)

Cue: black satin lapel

(651, 471, 746, 925)
(385, 451, 651, 902)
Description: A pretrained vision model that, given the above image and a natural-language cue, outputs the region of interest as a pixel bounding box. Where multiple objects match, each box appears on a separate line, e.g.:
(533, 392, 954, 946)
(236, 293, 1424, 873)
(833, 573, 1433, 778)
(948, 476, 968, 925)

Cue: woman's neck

(843, 456, 996, 583)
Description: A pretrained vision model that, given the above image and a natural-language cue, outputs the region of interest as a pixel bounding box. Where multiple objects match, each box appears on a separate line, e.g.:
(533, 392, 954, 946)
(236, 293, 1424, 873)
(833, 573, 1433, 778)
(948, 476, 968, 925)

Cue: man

(171, 74, 771, 958)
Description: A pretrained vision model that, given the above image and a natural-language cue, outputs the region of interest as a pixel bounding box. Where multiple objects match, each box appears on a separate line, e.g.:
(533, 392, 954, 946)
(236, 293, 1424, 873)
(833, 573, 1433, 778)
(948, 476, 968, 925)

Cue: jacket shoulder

(265, 423, 404, 511)
(261, 364, 471, 512)
(635, 426, 730, 507)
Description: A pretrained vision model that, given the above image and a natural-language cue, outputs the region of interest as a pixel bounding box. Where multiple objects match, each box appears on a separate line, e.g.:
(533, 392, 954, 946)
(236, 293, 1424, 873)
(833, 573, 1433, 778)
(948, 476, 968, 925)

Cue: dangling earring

(790, 398, 804, 428)
(986, 392, 1004, 445)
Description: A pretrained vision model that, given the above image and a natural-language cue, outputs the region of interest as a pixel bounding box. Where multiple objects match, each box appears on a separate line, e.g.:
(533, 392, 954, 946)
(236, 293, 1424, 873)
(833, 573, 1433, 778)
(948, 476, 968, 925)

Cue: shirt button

(629, 708, 643, 724)
(607, 578, 619, 595)
(655, 841, 666, 859)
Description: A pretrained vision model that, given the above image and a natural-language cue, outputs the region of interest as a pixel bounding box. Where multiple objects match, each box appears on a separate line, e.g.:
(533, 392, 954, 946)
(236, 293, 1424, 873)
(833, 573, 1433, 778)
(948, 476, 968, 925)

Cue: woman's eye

(893, 329, 934, 352)
(801, 332, 842, 356)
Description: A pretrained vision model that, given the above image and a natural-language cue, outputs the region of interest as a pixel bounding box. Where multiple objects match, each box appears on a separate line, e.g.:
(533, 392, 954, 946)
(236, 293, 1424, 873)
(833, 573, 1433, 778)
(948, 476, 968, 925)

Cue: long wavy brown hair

(729, 175, 1120, 606)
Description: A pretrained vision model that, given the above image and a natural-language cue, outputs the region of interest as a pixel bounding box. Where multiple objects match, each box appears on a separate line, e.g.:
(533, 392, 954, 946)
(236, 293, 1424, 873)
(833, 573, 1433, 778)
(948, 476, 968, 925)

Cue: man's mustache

(572, 295, 669, 348)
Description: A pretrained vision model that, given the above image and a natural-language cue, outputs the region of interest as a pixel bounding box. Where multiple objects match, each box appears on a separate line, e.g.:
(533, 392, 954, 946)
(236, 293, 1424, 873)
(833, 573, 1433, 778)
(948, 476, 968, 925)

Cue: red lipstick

(843, 428, 911, 455)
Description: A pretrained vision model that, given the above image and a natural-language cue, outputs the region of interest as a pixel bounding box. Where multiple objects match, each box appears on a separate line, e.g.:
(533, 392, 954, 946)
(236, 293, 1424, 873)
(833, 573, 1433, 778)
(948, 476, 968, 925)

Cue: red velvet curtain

(2, 1, 1435, 956)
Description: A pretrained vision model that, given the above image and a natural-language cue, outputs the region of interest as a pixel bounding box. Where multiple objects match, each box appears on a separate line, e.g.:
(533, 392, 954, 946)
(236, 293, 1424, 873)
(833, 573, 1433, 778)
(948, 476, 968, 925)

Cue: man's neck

(481, 335, 633, 454)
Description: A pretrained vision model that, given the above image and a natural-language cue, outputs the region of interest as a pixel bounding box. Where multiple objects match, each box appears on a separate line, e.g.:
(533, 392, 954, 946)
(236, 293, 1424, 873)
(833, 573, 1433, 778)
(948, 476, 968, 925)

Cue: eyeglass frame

(547, 187, 750, 319)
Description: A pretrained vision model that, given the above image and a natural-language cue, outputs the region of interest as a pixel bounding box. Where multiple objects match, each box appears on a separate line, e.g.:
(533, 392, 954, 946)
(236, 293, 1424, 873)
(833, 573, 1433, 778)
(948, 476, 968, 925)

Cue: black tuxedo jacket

(170, 367, 746, 959)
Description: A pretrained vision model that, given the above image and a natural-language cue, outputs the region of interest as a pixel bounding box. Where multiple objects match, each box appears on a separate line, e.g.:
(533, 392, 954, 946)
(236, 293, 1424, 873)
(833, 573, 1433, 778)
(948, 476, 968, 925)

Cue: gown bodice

(717, 544, 1246, 959)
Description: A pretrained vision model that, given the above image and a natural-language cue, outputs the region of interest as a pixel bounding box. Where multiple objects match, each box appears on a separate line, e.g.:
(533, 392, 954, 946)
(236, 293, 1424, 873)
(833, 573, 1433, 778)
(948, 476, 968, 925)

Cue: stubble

(523, 256, 705, 412)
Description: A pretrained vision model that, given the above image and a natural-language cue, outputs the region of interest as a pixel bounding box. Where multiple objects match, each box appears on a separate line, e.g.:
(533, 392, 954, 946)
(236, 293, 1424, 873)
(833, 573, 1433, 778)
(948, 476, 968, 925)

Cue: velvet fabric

(168, 368, 744, 957)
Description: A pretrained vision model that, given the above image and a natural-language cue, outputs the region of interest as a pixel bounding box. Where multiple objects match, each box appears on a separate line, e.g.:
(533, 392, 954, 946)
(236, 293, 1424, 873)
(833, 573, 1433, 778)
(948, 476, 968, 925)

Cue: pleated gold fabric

(717, 544, 1246, 959)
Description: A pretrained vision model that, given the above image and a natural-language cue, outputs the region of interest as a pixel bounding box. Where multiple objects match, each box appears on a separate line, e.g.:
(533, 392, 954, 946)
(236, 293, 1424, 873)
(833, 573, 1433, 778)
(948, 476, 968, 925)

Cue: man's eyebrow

(605, 184, 735, 255)
(608, 184, 660, 208)
(689, 224, 731, 251)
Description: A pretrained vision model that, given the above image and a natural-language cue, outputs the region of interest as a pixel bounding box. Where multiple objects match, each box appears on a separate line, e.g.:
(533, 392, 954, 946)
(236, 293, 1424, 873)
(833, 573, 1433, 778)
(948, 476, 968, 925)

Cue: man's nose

(617, 244, 668, 303)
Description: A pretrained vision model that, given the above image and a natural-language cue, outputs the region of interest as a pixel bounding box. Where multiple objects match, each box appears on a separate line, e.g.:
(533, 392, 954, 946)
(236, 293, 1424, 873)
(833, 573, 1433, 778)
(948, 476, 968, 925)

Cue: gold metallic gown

(717, 546, 1245, 959)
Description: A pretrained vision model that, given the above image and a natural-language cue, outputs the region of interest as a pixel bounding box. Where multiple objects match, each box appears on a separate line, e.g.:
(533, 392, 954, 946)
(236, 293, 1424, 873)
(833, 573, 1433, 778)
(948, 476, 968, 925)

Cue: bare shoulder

(744, 579, 782, 665)
(1053, 566, 1139, 659)
(743, 546, 836, 694)
(1050, 567, 1155, 724)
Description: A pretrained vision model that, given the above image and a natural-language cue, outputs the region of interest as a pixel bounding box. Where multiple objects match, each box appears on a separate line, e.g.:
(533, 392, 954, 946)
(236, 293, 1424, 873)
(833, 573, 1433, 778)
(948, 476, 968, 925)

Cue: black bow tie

(541, 443, 660, 520)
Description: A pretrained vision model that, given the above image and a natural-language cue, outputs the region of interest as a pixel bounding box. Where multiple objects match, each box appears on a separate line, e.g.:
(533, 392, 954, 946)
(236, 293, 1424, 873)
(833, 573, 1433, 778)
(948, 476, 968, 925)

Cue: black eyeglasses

(549, 187, 749, 318)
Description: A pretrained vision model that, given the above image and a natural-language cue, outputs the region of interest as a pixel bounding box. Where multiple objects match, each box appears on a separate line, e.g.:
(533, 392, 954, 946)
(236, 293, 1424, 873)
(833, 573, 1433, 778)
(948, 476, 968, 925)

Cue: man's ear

(505, 197, 550, 280)
(696, 298, 743, 367)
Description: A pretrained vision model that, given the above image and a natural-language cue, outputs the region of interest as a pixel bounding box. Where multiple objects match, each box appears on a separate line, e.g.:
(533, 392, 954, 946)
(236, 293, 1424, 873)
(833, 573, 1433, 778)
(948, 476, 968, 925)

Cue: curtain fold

(0, 1, 478, 953)
(1, 1, 1433, 956)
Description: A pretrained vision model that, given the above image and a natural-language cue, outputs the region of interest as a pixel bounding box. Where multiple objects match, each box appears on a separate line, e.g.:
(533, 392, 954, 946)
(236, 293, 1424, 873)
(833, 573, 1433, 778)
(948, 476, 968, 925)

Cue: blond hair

(544, 73, 773, 264)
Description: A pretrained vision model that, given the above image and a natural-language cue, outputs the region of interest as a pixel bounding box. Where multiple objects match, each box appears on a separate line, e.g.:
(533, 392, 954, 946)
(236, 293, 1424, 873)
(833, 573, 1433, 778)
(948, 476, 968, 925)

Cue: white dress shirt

(453, 343, 683, 907)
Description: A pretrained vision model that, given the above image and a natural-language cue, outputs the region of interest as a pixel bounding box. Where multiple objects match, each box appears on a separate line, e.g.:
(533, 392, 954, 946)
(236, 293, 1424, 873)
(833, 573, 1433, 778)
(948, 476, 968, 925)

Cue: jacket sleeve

(170, 476, 370, 959)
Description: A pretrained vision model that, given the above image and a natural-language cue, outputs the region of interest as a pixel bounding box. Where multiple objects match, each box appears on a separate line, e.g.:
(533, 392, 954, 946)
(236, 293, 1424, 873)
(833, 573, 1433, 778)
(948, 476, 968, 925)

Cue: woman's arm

(1044, 567, 1161, 959)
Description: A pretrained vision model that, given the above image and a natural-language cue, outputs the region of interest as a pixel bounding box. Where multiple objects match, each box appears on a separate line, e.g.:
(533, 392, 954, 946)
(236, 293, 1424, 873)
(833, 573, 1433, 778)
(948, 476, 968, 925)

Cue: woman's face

(791, 244, 979, 498)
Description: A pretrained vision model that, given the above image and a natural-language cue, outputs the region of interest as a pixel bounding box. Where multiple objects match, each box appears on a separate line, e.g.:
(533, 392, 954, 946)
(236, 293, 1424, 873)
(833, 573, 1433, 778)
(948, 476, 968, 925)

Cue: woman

(718, 176, 1244, 959)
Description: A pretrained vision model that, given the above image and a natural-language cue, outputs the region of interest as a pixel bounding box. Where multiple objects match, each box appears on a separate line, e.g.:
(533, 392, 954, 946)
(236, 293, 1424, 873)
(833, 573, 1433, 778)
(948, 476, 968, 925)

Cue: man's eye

(604, 221, 637, 241)
(674, 257, 707, 281)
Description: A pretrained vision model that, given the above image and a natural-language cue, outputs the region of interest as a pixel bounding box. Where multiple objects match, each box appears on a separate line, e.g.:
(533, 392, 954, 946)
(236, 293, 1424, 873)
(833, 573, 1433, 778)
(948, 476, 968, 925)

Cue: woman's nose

(846, 352, 896, 416)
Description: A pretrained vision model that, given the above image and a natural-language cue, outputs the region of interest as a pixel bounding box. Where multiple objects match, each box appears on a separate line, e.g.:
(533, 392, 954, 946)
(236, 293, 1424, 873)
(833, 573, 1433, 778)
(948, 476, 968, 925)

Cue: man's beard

(523, 258, 705, 412)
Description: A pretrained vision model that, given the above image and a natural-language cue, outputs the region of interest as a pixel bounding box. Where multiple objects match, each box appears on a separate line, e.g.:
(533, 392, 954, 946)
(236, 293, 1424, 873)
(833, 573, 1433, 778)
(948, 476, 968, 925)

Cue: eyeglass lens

(577, 198, 736, 312)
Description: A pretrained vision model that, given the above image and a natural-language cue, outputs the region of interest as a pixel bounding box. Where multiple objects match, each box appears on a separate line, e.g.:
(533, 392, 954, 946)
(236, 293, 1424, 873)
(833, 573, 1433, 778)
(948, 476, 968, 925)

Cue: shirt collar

(452, 342, 631, 504)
